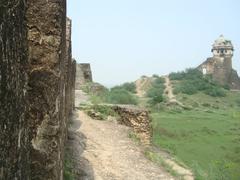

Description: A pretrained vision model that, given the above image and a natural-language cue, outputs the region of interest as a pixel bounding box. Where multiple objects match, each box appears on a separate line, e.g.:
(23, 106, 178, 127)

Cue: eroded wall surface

(75, 63, 93, 89)
(0, 1, 30, 179)
(1, 1, 76, 179)
(113, 105, 152, 145)
(26, 0, 68, 179)
(198, 57, 240, 89)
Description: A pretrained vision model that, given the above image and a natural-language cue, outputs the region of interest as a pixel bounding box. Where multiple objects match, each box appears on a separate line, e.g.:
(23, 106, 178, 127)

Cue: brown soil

(74, 110, 174, 180)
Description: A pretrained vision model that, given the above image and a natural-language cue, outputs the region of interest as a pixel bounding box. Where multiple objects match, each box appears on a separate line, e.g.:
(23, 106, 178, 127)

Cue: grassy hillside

(86, 70, 240, 179)
(148, 70, 240, 179)
(151, 92, 240, 180)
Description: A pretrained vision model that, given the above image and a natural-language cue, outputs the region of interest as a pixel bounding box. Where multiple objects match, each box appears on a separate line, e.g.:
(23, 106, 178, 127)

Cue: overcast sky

(67, 0, 240, 87)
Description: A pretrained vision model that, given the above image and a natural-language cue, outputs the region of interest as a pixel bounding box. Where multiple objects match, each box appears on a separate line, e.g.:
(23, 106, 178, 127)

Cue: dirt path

(164, 76, 176, 101)
(70, 90, 174, 180)
(69, 90, 194, 180)
(164, 76, 184, 107)
(135, 77, 153, 97)
(75, 110, 174, 180)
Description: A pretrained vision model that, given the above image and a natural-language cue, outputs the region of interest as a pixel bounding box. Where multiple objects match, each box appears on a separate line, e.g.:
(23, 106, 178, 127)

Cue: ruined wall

(65, 18, 72, 117)
(0, 1, 30, 179)
(26, 0, 68, 179)
(85, 104, 151, 145)
(230, 69, 240, 90)
(113, 105, 152, 145)
(1, 1, 76, 179)
(75, 63, 93, 89)
(71, 60, 77, 110)
(198, 57, 240, 89)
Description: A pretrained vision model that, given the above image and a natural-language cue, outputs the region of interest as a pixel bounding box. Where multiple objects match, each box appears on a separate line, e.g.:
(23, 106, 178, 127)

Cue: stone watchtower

(198, 35, 240, 89)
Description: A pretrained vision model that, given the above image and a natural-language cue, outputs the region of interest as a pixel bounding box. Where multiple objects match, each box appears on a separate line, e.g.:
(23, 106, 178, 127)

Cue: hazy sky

(67, 0, 240, 87)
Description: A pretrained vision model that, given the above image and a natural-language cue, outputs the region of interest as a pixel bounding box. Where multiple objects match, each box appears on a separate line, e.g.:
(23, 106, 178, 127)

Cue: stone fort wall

(0, 1, 30, 178)
(75, 63, 93, 90)
(0, 1, 76, 179)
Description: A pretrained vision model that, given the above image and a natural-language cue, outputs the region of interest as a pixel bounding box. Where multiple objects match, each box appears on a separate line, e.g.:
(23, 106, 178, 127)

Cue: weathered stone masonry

(26, 0, 68, 179)
(75, 63, 93, 90)
(198, 35, 240, 89)
(0, 1, 30, 179)
(113, 105, 152, 145)
(0, 1, 76, 179)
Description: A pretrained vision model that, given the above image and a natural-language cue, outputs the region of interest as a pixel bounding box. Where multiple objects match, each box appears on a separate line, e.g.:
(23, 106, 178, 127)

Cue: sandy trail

(75, 110, 174, 180)
(71, 90, 174, 180)
(70, 90, 193, 180)
(135, 77, 153, 97)
(164, 76, 184, 107)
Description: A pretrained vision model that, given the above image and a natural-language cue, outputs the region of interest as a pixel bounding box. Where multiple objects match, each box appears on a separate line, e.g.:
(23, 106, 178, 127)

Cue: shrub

(154, 77, 165, 85)
(204, 87, 226, 97)
(152, 74, 159, 78)
(104, 89, 138, 105)
(235, 99, 240, 107)
(147, 77, 166, 105)
(92, 105, 116, 116)
(169, 71, 185, 80)
(174, 81, 198, 95)
(111, 82, 136, 93)
(171, 68, 227, 97)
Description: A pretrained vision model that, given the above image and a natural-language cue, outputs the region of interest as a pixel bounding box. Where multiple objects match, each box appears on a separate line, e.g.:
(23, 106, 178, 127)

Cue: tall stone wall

(1, 1, 76, 179)
(0, 1, 30, 179)
(26, 0, 68, 179)
(75, 63, 93, 89)
(71, 60, 77, 110)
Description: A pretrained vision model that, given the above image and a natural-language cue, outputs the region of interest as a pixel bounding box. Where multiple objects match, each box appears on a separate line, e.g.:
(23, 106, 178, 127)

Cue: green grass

(111, 82, 137, 93)
(104, 89, 139, 105)
(128, 132, 141, 144)
(151, 91, 240, 180)
(144, 149, 183, 178)
(64, 148, 74, 180)
(83, 104, 120, 120)
(87, 86, 139, 105)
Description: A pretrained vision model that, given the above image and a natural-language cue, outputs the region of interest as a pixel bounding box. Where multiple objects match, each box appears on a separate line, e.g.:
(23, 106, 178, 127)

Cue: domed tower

(198, 35, 240, 89)
(212, 35, 234, 58)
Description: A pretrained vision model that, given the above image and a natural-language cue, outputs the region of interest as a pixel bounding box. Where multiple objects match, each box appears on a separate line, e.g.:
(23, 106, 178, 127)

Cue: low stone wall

(84, 104, 152, 145)
(113, 105, 152, 145)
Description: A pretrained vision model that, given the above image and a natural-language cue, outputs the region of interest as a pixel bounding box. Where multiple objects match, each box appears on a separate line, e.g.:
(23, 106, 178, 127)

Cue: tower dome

(212, 35, 234, 57)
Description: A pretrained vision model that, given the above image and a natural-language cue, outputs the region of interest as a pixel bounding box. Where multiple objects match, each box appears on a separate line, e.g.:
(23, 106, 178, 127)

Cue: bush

(104, 89, 138, 105)
(111, 82, 136, 93)
(174, 81, 198, 95)
(152, 74, 159, 78)
(204, 87, 226, 97)
(235, 99, 240, 107)
(154, 77, 165, 85)
(147, 77, 166, 105)
(171, 68, 227, 97)
(169, 71, 185, 80)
